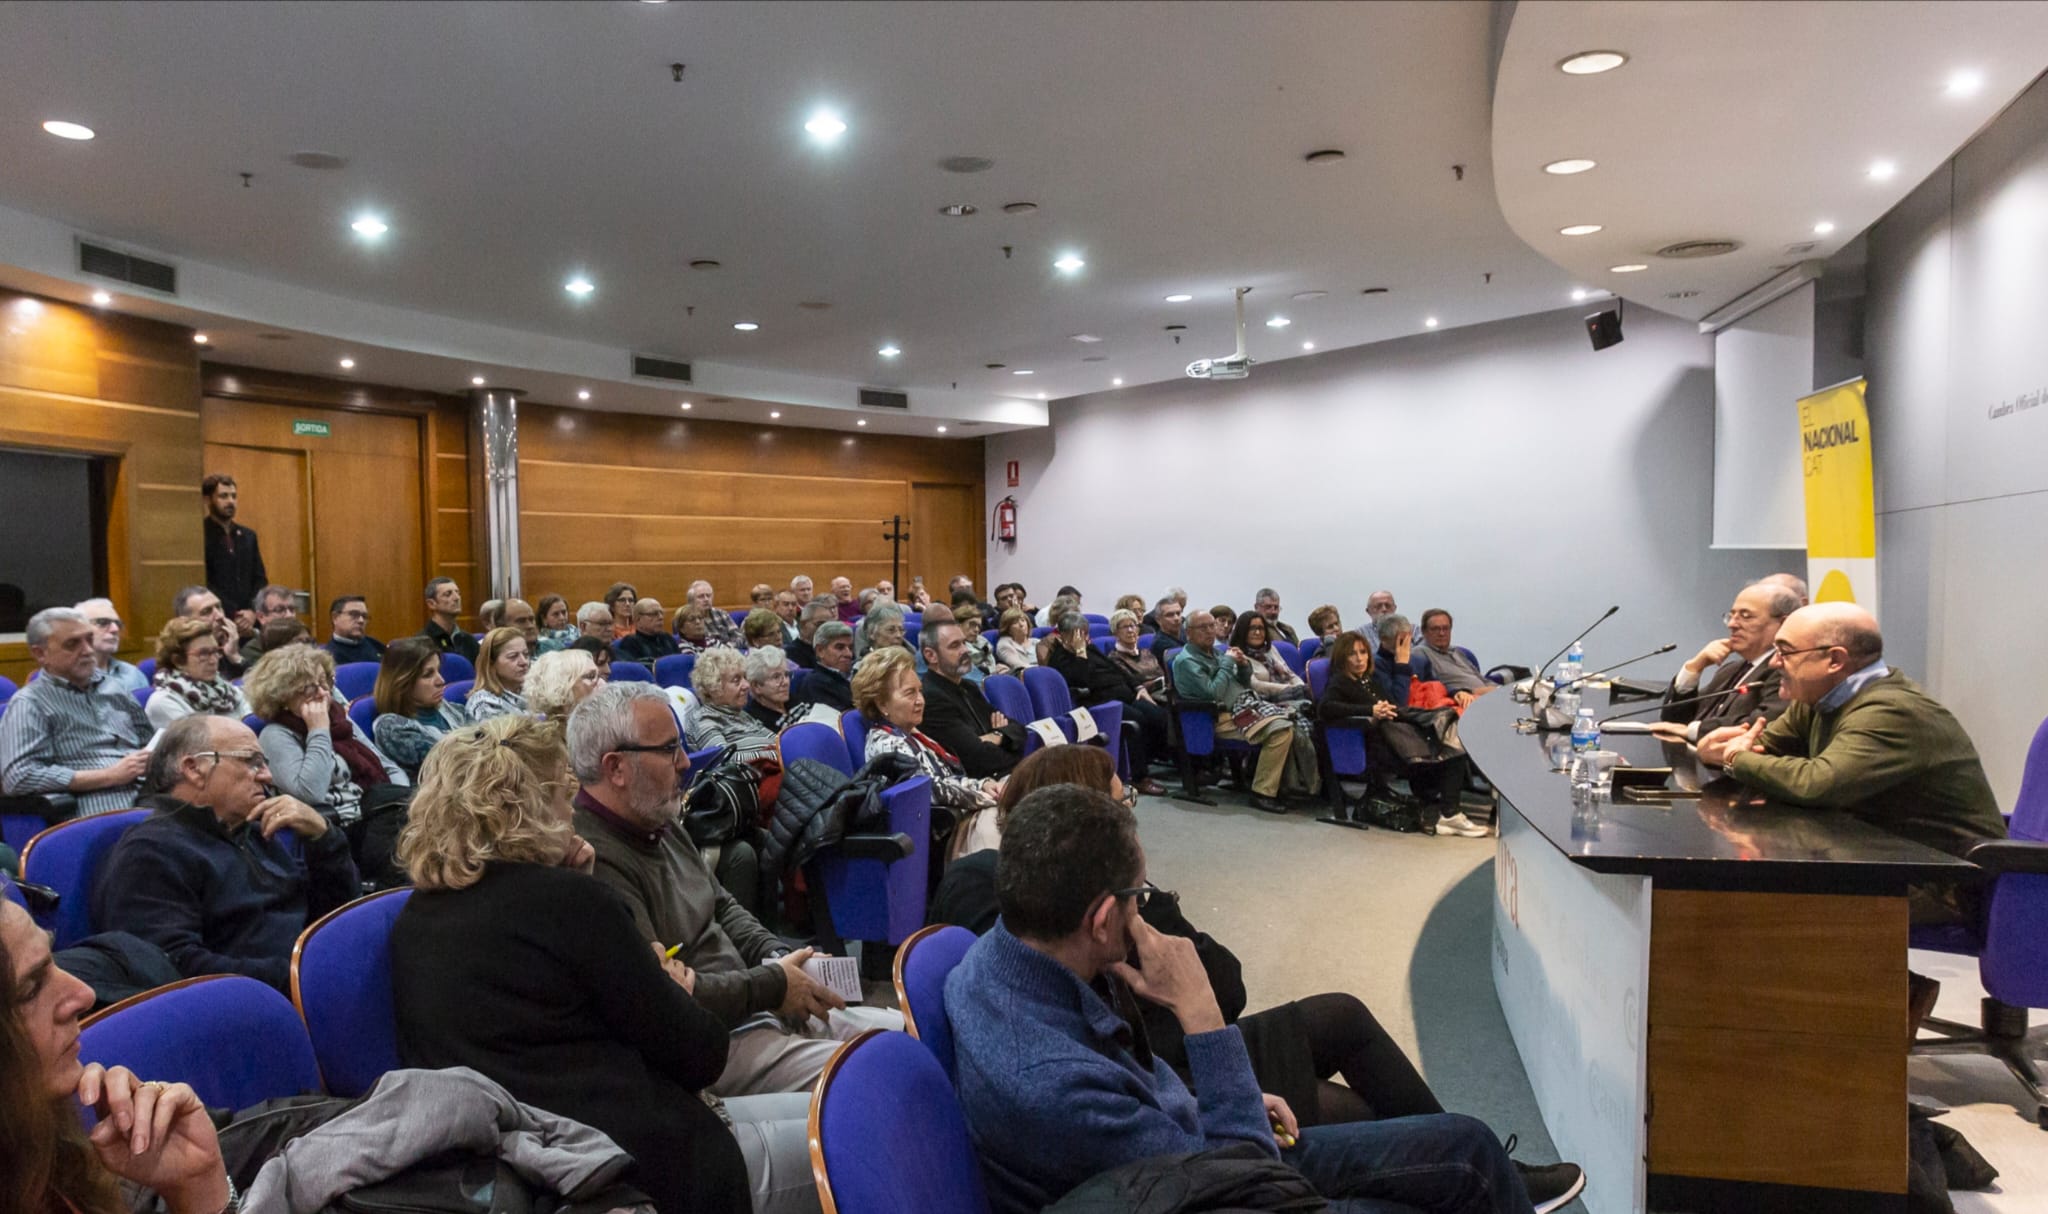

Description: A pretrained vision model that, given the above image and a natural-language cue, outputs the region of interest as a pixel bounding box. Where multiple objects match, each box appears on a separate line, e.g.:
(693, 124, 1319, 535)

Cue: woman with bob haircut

(370, 636, 471, 779)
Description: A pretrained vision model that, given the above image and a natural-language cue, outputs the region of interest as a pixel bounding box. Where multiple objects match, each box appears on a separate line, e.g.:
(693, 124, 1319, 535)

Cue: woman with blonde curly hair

(390, 715, 749, 1214)
(526, 647, 604, 730)
(249, 642, 406, 841)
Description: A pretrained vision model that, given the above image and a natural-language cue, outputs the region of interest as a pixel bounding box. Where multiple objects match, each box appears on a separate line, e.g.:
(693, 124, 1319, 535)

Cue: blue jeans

(1281, 1112, 1533, 1214)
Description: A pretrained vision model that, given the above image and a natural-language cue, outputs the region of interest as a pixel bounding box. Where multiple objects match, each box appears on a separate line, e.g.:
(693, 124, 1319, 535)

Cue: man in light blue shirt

(74, 598, 150, 697)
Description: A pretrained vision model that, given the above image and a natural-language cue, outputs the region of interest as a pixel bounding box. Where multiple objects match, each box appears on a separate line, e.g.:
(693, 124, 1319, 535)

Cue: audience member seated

(569, 685, 902, 1108)
(389, 715, 754, 1214)
(0, 608, 152, 818)
(918, 622, 1024, 781)
(855, 648, 999, 846)
(685, 648, 779, 766)
(1108, 608, 1170, 700)
(500, 597, 542, 654)
(95, 715, 358, 992)
(528, 648, 604, 731)
(1697, 603, 2007, 926)
(1035, 594, 1080, 663)
(952, 574, 997, 621)
(1316, 631, 1482, 837)
(465, 627, 533, 721)
(1253, 587, 1299, 644)
(575, 599, 614, 642)
(604, 581, 639, 640)
(1113, 592, 1147, 622)
(571, 636, 617, 682)
(1146, 595, 1186, 661)
(743, 647, 793, 731)
(693, 581, 746, 649)
(1654, 579, 1794, 743)
(829, 575, 859, 623)
(73, 597, 150, 697)
(855, 600, 909, 659)
(995, 607, 1039, 670)
(247, 642, 407, 847)
(617, 597, 682, 663)
(992, 582, 1029, 627)
(1173, 610, 1294, 814)
(955, 604, 998, 676)
(772, 590, 802, 645)
(172, 585, 245, 679)
(476, 599, 505, 634)
(537, 593, 576, 651)
(324, 594, 385, 665)
(786, 600, 834, 668)
(235, 584, 299, 666)
(741, 608, 782, 652)
(145, 618, 253, 730)
(1141, 585, 1188, 633)
(2, 899, 240, 1214)
(749, 583, 776, 610)
(789, 573, 816, 609)
(1231, 612, 1308, 703)
(1209, 603, 1238, 637)
(1046, 613, 1170, 797)
(256, 616, 312, 654)
(1414, 609, 1493, 708)
(800, 622, 856, 713)
(1307, 605, 1343, 645)
(944, 782, 1537, 1214)
(857, 586, 881, 618)
(672, 603, 714, 655)
(417, 577, 480, 663)
(1364, 590, 1399, 640)
(371, 637, 472, 779)
(1373, 614, 1419, 703)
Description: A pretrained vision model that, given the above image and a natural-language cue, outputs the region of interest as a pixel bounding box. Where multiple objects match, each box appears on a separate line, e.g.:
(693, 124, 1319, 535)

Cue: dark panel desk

(1466, 689, 1972, 1214)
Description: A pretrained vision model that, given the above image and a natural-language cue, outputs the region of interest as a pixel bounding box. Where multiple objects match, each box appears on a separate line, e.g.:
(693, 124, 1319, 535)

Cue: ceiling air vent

(77, 240, 177, 294)
(859, 388, 910, 410)
(631, 354, 693, 383)
(1655, 239, 1742, 260)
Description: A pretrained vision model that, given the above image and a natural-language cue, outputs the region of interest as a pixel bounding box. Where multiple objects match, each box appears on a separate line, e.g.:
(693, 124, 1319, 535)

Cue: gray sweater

(259, 717, 407, 824)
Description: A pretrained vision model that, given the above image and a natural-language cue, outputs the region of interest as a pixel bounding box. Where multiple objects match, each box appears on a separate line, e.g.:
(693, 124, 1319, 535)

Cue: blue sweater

(945, 923, 1274, 1214)
(92, 795, 359, 991)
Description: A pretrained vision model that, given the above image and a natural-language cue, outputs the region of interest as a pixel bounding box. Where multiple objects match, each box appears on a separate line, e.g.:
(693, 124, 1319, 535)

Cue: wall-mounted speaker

(1586, 309, 1623, 351)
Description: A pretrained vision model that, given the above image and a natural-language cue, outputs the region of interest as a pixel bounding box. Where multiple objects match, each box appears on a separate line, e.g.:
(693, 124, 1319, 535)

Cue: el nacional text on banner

(1797, 378, 1875, 607)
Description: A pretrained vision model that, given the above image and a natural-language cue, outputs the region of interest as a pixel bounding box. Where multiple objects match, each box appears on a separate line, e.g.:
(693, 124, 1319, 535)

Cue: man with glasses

(1697, 602, 2004, 925)
(323, 595, 385, 665)
(72, 597, 150, 696)
(236, 584, 300, 666)
(946, 783, 1540, 1214)
(1, 608, 153, 818)
(94, 715, 357, 991)
(1652, 579, 1796, 742)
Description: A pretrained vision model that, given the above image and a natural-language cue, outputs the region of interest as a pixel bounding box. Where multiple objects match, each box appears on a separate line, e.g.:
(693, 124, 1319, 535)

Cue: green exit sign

(292, 420, 331, 437)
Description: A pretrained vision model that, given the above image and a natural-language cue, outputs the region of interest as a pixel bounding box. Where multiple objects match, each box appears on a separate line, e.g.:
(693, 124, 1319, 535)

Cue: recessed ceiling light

(1424, 317, 1439, 329)
(1558, 50, 1628, 75)
(769, 411, 781, 420)
(1266, 316, 1291, 328)
(338, 357, 355, 369)
(1053, 253, 1085, 274)
(936, 426, 948, 434)
(1071, 334, 1102, 343)
(90, 290, 111, 306)
(350, 214, 388, 238)
(733, 321, 759, 331)
(804, 108, 847, 143)
(1038, 392, 1047, 399)
(565, 277, 595, 296)
(577, 389, 591, 401)
(1813, 220, 1836, 235)
(1945, 69, 1984, 98)
(680, 400, 693, 409)
(41, 120, 94, 140)
(1543, 158, 1597, 175)
(1012, 369, 1034, 375)
(471, 376, 486, 386)
(1112, 377, 1124, 386)
(1291, 291, 1328, 302)
(1001, 202, 1038, 215)
(192, 333, 209, 344)
(938, 203, 977, 217)
(1301, 341, 1316, 351)
(1559, 224, 1603, 236)
(1571, 289, 1589, 302)
(1868, 159, 1897, 181)
(1164, 293, 1193, 303)
(878, 345, 901, 357)
(856, 418, 867, 426)
(1609, 263, 1648, 273)
(1304, 149, 1346, 165)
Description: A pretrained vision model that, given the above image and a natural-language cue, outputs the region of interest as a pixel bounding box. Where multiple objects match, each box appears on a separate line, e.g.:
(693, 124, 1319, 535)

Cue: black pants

(1119, 696, 1172, 775)
(1240, 992, 1444, 1127)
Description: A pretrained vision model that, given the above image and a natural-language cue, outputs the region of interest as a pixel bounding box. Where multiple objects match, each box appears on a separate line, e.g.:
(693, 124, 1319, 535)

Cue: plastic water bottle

(1551, 670, 1580, 723)
(1562, 641, 1585, 684)
(1571, 706, 1600, 754)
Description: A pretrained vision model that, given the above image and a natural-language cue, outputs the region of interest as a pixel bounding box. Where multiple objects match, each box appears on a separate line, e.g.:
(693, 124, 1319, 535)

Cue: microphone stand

(1515, 605, 1620, 703)
(1522, 644, 1676, 731)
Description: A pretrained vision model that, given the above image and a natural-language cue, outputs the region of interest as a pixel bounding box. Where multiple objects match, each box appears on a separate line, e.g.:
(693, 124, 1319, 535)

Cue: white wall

(985, 304, 1778, 682)
(1710, 281, 1814, 550)
(1866, 72, 2048, 807)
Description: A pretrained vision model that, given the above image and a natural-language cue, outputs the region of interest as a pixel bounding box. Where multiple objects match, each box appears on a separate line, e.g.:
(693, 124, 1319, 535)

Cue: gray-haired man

(0, 608, 153, 817)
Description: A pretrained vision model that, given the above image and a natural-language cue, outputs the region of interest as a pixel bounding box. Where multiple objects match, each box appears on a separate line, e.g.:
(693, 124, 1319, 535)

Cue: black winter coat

(760, 752, 919, 876)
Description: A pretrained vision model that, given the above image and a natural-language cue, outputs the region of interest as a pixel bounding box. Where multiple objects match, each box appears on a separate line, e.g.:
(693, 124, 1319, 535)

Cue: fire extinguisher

(993, 495, 1018, 543)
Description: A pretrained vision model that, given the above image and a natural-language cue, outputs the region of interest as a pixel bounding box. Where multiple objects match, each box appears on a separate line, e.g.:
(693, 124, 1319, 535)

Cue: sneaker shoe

(1436, 811, 1491, 838)
(1504, 1134, 1587, 1214)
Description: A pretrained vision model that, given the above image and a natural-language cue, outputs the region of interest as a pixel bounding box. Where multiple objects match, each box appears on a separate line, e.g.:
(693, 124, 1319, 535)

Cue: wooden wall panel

(515, 401, 982, 612)
(0, 291, 201, 683)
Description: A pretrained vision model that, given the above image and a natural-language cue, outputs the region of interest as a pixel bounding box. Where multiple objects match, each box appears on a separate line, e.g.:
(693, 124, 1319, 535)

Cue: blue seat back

(333, 662, 381, 702)
(80, 975, 324, 1113)
(347, 695, 376, 735)
(1031, 626, 1055, 639)
(1020, 666, 1073, 718)
(21, 809, 151, 948)
(653, 653, 695, 689)
(788, 668, 810, 701)
(781, 722, 854, 777)
(132, 686, 153, 710)
(1299, 637, 1323, 664)
(811, 1029, 994, 1214)
(729, 609, 750, 626)
(1981, 716, 2048, 1006)
(841, 709, 869, 766)
(1306, 656, 1330, 700)
(1091, 635, 1116, 653)
(895, 925, 978, 1082)
(611, 659, 653, 684)
(291, 888, 411, 1097)
(981, 673, 1033, 727)
(817, 775, 932, 943)
(1088, 622, 1113, 639)
(1275, 640, 1304, 678)
(1082, 613, 1109, 626)
(981, 629, 999, 649)
(136, 658, 157, 681)
(243, 714, 267, 734)
(441, 679, 472, 707)
(436, 653, 474, 682)
(2, 813, 46, 857)
(0, 674, 16, 705)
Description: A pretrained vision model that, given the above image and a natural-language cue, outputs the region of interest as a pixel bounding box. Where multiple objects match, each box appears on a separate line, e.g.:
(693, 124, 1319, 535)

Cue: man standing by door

(419, 577, 481, 663)
(201, 474, 267, 633)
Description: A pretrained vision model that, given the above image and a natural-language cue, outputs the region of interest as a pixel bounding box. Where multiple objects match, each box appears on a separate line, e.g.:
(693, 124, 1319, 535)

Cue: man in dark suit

(786, 601, 834, 669)
(201, 473, 267, 629)
(1653, 580, 1795, 743)
(918, 622, 1023, 778)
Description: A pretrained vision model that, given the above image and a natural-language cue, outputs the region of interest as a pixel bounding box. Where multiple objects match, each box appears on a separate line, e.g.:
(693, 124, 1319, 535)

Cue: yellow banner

(1798, 378, 1875, 606)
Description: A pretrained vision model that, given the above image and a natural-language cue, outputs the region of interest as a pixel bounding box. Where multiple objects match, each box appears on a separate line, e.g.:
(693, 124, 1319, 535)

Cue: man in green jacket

(1698, 602, 2004, 926)
(1172, 610, 1294, 813)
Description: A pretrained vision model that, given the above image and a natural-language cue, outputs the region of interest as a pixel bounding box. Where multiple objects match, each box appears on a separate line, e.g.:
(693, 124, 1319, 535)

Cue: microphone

(1516, 605, 1620, 701)
(1522, 643, 1675, 731)
(1556, 643, 1679, 692)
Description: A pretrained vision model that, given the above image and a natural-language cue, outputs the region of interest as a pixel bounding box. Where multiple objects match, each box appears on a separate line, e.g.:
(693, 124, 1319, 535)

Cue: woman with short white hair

(684, 646, 778, 764)
(742, 646, 792, 731)
(855, 601, 907, 659)
(526, 648, 603, 731)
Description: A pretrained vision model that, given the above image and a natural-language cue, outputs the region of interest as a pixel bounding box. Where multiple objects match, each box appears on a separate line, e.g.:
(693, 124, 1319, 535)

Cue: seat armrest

(1176, 699, 1223, 714)
(1485, 664, 1531, 684)
(1965, 839, 2048, 876)
(838, 832, 915, 862)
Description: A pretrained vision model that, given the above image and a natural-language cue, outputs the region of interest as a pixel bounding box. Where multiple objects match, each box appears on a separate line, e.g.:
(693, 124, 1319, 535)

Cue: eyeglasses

(186, 646, 222, 660)
(1722, 610, 1779, 625)
(1771, 642, 1841, 662)
(339, 610, 370, 620)
(198, 750, 269, 771)
(88, 617, 122, 629)
(612, 740, 684, 758)
(1108, 883, 1175, 910)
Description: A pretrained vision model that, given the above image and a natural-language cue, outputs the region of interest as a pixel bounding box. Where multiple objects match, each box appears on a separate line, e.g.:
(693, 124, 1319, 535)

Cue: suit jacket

(919, 670, 1022, 778)
(786, 637, 819, 669)
(1660, 654, 1785, 738)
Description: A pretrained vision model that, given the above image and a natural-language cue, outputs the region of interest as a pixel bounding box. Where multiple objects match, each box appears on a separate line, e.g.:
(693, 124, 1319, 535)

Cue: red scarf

(280, 704, 389, 790)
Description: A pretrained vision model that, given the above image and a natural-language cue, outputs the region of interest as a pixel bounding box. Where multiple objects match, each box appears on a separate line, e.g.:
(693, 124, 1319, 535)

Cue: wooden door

(201, 443, 310, 600)
(909, 482, 982, 605)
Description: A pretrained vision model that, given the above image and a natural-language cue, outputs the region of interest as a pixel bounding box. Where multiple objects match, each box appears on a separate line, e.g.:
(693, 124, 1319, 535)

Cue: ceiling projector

(1186, 286, 1256, 381)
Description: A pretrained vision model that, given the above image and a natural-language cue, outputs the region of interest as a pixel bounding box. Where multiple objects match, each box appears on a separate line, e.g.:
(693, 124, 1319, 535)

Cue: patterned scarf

(152, 665, 242, 715)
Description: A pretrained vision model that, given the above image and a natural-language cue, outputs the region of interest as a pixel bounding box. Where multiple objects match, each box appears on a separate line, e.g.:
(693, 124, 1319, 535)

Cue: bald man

(1698, 603, 2004, 925)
